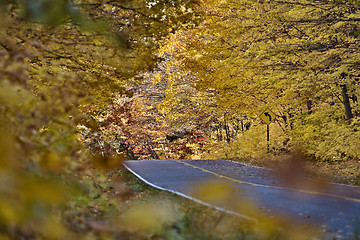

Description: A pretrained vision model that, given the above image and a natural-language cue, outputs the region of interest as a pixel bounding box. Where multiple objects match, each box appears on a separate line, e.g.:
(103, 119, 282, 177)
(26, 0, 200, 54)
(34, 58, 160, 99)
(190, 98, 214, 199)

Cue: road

(124, 159, 360, 239)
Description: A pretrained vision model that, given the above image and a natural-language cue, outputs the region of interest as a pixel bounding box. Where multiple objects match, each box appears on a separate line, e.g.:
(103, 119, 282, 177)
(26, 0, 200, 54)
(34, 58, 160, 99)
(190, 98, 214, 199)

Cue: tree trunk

(341, 84, 353, 122)
(307, 100, 312, 114)
(224, 119, 231, 143)
(240, 119, 244, 134)
(217, 124, 222, 142)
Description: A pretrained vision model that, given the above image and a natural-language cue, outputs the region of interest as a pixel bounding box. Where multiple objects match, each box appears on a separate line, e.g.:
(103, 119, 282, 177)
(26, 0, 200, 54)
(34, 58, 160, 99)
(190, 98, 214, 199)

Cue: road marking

(177, 160, 360, 203)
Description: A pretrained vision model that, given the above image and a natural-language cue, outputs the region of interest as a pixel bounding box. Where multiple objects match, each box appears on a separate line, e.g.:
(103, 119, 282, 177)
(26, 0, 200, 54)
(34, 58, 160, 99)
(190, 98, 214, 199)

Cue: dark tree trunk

(341, 84, 353, 122)
(351, 94, 358, 103)
(307, 100, 312, 114)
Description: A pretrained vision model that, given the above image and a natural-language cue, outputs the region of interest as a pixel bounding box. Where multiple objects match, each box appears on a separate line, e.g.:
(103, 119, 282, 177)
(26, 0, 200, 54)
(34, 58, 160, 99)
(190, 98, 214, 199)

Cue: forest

(0, 0, 359, 239)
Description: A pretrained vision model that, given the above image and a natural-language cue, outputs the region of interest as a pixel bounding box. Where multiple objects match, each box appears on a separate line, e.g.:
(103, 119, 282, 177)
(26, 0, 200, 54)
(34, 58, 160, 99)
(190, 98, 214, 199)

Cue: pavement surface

(124, 159, 360, 239)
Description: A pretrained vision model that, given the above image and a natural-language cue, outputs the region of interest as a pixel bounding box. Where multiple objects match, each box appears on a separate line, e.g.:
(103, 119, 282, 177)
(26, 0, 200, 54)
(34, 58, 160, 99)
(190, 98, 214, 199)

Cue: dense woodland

(0, 0, 359, 239)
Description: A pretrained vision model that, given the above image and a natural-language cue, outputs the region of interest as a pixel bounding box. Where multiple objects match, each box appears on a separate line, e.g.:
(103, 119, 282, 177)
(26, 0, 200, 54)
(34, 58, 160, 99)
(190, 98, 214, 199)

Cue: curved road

(124, 159, 360, 239)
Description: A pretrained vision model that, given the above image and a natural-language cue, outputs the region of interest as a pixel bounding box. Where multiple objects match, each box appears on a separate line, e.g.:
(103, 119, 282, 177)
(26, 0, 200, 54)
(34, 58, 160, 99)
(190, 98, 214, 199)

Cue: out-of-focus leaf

(0, 127, 16, 169)
(40, 214, 66, 240)
(19, 176, 69, 204)
(192, 179, 236, 205)
(40, 151, 63, 173)
(92, 152, 126, 171)
(20, 0, 71, 24)
(120, 201, 176, 234)
(0, 199, 18, 223)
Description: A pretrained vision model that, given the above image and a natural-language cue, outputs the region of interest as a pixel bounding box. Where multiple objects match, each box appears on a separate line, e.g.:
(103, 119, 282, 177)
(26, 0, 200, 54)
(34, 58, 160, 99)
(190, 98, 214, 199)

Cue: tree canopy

(156, 0, 360, 161)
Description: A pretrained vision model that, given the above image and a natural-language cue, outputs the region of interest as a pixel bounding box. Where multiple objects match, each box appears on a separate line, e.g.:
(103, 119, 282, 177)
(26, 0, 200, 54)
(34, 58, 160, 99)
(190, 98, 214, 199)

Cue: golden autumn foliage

(157, 0, 360, 162)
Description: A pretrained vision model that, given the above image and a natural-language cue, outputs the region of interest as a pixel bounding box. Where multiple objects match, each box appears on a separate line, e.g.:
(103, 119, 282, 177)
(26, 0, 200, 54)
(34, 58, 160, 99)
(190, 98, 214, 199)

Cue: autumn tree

(158, 0, 360, 160)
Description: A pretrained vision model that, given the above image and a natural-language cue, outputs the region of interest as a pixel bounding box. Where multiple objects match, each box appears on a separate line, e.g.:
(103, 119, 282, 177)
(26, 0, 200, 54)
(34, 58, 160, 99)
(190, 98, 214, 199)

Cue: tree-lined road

(124, 160, 360, 239)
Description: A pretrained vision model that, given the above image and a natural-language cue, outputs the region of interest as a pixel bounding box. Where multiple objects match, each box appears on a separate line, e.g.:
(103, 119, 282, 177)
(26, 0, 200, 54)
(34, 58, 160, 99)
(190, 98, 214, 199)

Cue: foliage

(83, 71, 216, 160)
(0, 36, 79, 238)
(0, 0, 200, 238)
(157, 0, 360, 161)
(292, 115, 360, 161)
(204, 123, 289, 161)
(83, 85, 169, 160)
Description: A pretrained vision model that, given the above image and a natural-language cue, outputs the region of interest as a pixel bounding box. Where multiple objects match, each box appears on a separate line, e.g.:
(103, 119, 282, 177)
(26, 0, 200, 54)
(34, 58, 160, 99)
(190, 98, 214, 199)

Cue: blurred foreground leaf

(120, 200, 176, 235)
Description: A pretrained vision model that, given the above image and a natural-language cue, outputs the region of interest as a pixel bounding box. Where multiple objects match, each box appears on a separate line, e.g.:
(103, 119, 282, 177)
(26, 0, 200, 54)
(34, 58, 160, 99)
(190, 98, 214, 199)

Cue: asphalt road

(124, 159, 360, 239)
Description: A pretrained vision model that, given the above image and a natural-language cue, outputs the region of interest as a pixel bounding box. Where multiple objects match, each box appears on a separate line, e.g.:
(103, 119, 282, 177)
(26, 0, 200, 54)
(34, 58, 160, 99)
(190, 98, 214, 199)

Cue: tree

(158, 0, 360, 160)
